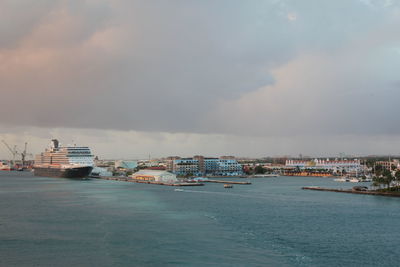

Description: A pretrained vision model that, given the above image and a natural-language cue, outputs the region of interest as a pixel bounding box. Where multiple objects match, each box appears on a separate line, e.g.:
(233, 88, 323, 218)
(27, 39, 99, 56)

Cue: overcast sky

(1, 0, 400, 159)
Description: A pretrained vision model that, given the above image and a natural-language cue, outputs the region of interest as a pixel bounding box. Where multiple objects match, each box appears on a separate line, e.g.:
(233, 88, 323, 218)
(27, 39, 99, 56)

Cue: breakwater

(302, 187, 400, 198)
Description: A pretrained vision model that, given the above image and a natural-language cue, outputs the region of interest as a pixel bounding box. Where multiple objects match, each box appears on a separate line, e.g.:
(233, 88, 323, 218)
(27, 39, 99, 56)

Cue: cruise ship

(33, 139, 94, 178)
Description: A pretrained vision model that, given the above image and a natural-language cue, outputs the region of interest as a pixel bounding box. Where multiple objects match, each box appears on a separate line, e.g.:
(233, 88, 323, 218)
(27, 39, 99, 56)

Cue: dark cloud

(0, 0, 399, 138)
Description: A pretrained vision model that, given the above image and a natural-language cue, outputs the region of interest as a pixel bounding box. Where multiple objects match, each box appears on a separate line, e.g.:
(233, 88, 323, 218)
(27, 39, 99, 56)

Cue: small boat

(251, 174, 279, 178)
(224, 184, 233, 188)
(334, 176, 350, 182)
(174, 188, 184, 192)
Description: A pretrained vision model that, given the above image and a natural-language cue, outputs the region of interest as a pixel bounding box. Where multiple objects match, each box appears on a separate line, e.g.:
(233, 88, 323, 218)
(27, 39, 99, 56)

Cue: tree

(394, 170, 400, 190)
(372, 175, 385, 190)
(382, 169, 394, 189)
(243, 167, 252, 175)
(374, 164, 383, 177)
(372, 179, 381, 189)
(395, 170, 400, 179)
(254, 165, 266, 174)
(366, 159, 376, 168)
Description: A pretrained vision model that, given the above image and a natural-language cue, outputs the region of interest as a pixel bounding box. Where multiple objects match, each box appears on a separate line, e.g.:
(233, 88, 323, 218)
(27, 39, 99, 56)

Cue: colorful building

(167, 155, 243, 176)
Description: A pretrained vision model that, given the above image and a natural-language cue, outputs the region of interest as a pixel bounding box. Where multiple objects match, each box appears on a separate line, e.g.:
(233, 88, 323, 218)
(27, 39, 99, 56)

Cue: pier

(302, 187, 400, 198)
(204, 180, 251, 185)
(134, 180, 204, 186)
(93, 176, 204, 186)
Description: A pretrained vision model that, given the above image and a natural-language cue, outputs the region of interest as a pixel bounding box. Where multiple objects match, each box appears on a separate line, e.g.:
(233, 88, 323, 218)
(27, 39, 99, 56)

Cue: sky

(0, 0, 400, 159)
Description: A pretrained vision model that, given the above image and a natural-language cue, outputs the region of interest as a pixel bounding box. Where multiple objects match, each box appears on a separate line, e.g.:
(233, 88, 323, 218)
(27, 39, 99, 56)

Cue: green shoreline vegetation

(371, 166, 400, 192)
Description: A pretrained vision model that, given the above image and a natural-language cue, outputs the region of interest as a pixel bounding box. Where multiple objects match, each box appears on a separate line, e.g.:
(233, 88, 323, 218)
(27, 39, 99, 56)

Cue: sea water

(1, 172, 399, 266)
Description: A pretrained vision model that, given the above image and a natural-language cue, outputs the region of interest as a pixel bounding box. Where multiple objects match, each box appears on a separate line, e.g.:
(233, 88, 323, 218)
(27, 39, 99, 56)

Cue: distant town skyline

(1, 1, 400, 159)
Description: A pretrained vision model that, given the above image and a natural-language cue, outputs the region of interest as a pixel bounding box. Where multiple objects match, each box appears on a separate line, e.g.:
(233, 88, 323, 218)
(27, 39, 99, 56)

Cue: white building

(285, 159, 362, 173)
(131, 170, 178, 183)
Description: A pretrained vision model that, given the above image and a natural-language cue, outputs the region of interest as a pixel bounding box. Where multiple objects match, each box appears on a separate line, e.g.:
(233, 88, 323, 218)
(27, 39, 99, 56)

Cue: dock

(134, 180, 204, 186)
(302, 187, 400, 198)
(204, 180, 251, 185)
(93, 176, 204, 186)
(206, 175, 247, 179)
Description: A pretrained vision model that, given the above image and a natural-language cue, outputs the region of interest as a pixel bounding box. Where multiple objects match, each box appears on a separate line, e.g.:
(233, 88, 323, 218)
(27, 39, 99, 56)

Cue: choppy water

(1, 172, 399, 266)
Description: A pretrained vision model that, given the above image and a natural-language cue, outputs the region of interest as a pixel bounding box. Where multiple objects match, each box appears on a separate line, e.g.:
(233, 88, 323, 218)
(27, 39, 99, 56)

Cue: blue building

(173, 158, 200, 176)
(168, 156, 243, 176)
(215, 158, 243, 176)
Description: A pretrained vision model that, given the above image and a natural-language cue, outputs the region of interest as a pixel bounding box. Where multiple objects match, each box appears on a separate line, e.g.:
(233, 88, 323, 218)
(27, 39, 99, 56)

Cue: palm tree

(382, 169, 394, 190)
(394, 170, 400, 191)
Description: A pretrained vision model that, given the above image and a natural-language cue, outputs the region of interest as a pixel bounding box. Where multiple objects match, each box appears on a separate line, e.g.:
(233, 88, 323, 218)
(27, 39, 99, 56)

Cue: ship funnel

(51, 139, 59, 149)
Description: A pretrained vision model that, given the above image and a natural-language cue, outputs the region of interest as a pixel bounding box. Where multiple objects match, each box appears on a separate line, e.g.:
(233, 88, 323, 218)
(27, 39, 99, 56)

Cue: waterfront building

(172, 158, 200, 176)
(131, 170, 177, 183)
(167, 156, 243, 176)
(285, 158, 362, 173)
(214, 158, 243, 176)
(203, 158, 219, 174)
(166, 156, 181, 172)
(375, 160, 400, 171)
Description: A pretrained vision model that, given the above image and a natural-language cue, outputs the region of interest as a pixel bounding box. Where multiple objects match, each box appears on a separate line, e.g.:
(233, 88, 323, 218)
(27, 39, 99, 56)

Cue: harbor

(1, 2, 399, 265)
(3, 140, 400, 198)
(1, 139, 399, 190)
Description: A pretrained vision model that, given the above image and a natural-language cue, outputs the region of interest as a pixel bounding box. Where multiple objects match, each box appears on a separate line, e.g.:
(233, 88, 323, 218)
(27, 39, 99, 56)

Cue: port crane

(1, 140, 18, 167)
(1, 141, 33, 168)
(20, 142, 33, 167)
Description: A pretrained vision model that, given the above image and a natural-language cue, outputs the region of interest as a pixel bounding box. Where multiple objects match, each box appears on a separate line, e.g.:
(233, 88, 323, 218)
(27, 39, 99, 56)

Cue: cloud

(208, 25, 400, 137)
(0, 1, 400, 156)
(2, 1, 290, 132)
